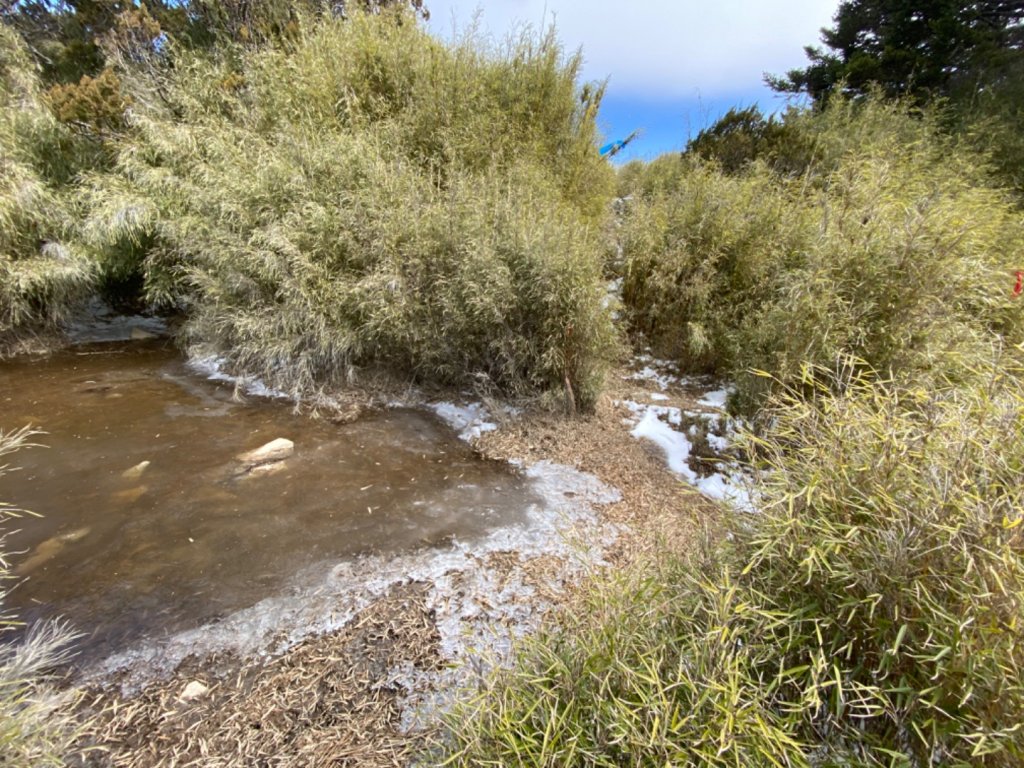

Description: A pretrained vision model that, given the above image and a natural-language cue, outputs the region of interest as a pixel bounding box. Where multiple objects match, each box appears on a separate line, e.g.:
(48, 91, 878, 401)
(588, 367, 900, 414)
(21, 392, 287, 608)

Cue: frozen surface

(4, 346, 558, 668)
(429, 402, 498, 442)
(619, 399, 683, 425)
(617, 367, 754, 511)
(188, 355, 290, 400)
(695, 470, 754, 511)
(625, 365, 678, 391)
(88, 460, 622, 702)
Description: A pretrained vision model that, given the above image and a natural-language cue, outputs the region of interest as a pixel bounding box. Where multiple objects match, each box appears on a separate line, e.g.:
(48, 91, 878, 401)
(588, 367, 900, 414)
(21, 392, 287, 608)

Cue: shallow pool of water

(0, 343, 539, 666)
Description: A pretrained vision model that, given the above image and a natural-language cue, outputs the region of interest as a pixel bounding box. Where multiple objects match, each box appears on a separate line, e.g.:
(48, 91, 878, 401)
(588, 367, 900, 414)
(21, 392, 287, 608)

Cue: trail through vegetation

(1, 1, 1023, 765)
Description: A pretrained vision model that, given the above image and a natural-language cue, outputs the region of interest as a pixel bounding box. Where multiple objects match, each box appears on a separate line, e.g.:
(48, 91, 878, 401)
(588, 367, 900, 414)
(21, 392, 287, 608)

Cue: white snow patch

(695, 471, 754, 511)
(649, 392, 670, 402)
(618, 389, 756, 512)
(623, 353, 684, 391)
(630, 408, 697, 482)
(618, 399, 683, 426)
(625, 365, 678, 391)
(698, 387, 733, 409)
(707, 433, 730, 452)
(429, 401, 498, 442)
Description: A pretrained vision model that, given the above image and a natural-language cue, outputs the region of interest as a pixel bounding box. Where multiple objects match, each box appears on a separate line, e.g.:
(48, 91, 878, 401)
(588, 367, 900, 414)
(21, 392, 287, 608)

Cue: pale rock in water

(112, 486, 148, 504)
(122, 460, 151, 480)
(130, 327, 158, 341)
(16, 527, 91, 574)
(236, 438, 294, 466)
(247, 461, 288, 478)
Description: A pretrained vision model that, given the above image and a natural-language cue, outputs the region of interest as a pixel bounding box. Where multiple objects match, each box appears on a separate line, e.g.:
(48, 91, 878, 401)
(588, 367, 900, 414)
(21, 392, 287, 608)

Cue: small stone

(15, 527, 90, 575)
(130, 327, 158, 340)
(112, 486, 147, 504)
(236, 438, 294, 466)
(178, 681, 209, 702)
(121, 460, 151, 480)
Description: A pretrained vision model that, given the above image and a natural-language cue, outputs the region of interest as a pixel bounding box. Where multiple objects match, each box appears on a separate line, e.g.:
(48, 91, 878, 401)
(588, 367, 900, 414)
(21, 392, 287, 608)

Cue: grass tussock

(0, 26, 94, 345)
(442, 356, 1024, 766)
(0, 427, 83, 766)
(85, 10, 616, 407)
(619, 98, 1024, 410)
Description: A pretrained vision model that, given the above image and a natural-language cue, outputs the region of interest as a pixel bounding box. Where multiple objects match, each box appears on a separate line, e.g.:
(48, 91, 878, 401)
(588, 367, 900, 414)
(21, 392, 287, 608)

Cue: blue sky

(425, 1, 839, 162)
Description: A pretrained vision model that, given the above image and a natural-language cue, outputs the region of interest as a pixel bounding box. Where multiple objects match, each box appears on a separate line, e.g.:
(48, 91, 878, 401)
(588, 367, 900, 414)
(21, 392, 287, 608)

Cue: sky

(424, 1, 840, 163)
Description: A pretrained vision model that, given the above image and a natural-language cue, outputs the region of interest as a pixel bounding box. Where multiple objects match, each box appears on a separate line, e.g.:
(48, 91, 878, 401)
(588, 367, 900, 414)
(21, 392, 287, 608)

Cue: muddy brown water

(0, 342, 538, 667)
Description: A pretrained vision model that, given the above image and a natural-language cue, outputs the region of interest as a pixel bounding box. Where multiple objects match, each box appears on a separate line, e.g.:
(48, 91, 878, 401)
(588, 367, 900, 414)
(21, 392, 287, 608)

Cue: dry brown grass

(76, 583, 441, 767)
(475, 367, 722, 563)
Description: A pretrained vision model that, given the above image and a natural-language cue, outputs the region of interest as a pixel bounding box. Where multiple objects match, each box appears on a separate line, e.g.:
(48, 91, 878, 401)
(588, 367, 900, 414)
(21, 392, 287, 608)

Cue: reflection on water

(0, 342, 537, 666)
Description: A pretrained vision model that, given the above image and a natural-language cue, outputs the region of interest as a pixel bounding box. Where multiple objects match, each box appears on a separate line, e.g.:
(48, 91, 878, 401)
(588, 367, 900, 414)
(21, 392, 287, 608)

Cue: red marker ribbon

(1014, 270, 1023, 298)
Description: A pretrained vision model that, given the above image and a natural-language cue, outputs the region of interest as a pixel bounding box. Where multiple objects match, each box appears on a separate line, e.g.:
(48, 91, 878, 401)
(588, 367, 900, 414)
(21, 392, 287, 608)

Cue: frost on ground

(624, 354, 683, 391)
(698, 387, 732, 408)
(630, 407, 697, 481)
(618, 356, 753, 511)
(429, 402, 498, 442)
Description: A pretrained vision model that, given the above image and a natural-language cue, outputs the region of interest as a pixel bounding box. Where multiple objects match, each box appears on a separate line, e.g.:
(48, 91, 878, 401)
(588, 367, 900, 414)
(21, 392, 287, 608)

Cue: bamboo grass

(619, 98, 1024, 411)
(0, 427, 84, 766)
(442, 356, 1024, 766)
(84, 10, 616, 407)
(0, 26, 94, 344)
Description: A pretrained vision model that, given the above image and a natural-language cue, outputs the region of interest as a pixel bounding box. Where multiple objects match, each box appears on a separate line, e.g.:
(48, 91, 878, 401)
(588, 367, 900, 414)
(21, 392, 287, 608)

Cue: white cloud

(426, 0, 838, 100)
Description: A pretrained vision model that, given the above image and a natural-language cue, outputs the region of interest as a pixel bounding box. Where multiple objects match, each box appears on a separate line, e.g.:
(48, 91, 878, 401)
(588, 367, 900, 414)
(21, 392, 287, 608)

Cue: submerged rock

(130, 327, 159, 341)
(122, 460, 151, 480)
(68, 297, 169, 344)
(247, 461, 288, 478)
(17, 527, 91, 574)
(112, 486, 148, 504)
(236, 438, 294, 467)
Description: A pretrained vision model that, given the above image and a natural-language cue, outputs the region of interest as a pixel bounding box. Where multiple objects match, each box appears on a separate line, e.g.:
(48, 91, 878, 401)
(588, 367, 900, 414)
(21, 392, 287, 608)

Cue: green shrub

(0, 26, 94, 344)
(685, 104, 810, 175)
(86, 11, 616, 406)
(620, 159, 806, 382)
(45, 67, 130, 138)
(442, 358, 1024, 765)
(620, 98, 1024, 410)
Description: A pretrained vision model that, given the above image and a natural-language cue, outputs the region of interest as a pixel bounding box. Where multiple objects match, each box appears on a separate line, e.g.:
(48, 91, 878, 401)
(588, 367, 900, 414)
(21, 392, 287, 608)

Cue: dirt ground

(71, 363, 727, 767)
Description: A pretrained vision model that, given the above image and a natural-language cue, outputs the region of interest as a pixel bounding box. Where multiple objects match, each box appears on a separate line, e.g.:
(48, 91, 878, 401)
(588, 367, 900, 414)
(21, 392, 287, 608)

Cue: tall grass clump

(442, 357, 1024, 766)
(0, 26, 94, 347)
(620, 98, 1024, 409)
(0, 427, 83, 766)
(85, 10, 616, 407)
